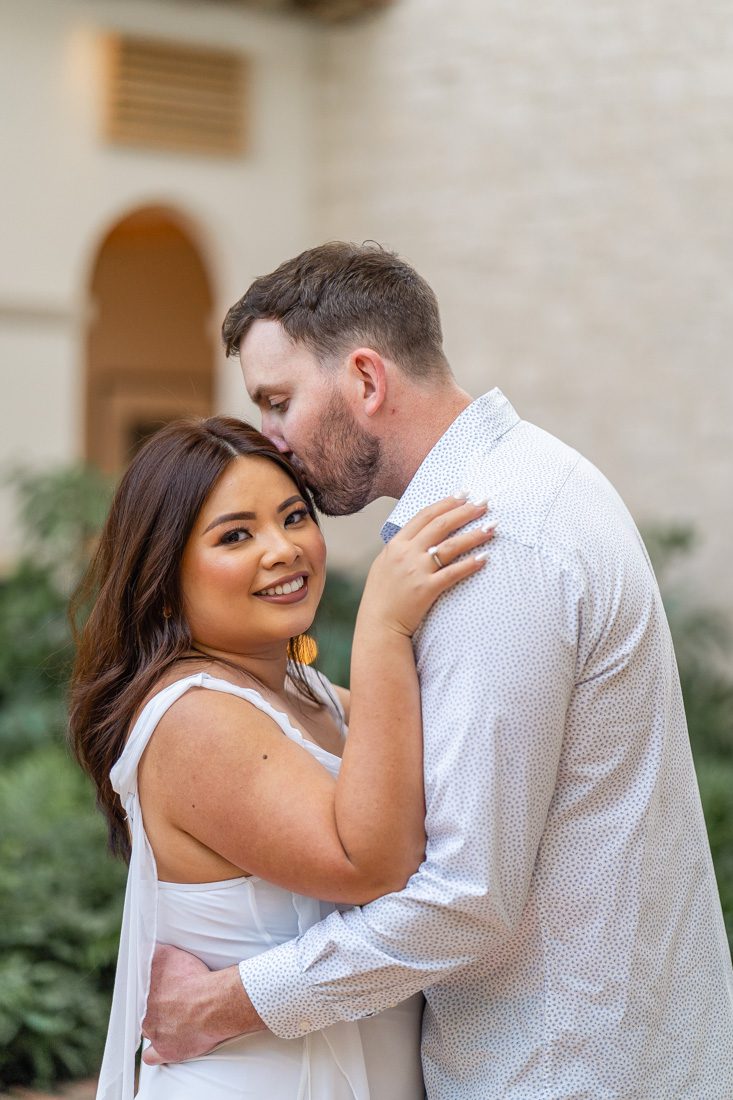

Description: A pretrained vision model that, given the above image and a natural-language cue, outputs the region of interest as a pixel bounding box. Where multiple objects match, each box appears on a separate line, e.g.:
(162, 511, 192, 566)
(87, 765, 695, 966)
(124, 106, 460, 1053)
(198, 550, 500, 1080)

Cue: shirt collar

(381, 388, 520, 543)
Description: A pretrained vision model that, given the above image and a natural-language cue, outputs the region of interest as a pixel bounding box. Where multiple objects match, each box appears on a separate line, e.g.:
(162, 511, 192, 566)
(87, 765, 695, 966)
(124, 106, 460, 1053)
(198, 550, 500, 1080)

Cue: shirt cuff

(238, 940, 341, 1040)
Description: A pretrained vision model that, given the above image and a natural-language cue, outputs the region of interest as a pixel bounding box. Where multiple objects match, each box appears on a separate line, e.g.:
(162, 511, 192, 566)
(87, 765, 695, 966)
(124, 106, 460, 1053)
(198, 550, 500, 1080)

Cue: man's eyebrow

(202, 497, 305, 534)
(250, 384, 285, 406)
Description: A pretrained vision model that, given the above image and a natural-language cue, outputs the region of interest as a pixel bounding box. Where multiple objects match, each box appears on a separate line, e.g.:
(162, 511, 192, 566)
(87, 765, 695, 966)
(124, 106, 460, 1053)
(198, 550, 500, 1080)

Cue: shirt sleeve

(239, 537, 579, 1038)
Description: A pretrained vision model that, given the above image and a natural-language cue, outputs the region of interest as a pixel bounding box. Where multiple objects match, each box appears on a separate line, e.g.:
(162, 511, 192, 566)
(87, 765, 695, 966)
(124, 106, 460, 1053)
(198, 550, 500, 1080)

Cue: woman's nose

(261, 528, 300, 567)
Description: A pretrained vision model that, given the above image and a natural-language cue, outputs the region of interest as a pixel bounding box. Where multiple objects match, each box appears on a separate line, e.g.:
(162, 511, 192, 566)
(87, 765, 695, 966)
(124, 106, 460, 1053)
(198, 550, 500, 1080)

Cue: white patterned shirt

(239, 389, 733, 1099)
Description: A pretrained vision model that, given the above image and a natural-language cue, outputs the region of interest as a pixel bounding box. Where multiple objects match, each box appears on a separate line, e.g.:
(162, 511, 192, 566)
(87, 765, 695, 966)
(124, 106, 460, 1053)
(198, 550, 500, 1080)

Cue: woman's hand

(359, 496, 495, 639)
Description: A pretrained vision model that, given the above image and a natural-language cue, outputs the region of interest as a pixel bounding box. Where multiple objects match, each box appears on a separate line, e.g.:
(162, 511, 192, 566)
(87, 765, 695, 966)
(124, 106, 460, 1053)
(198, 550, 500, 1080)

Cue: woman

(69, 416, 493, 1100)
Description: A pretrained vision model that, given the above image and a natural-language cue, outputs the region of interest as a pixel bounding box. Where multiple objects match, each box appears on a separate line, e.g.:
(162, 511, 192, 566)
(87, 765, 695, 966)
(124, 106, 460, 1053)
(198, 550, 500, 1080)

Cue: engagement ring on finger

(427, 545, 445, 570)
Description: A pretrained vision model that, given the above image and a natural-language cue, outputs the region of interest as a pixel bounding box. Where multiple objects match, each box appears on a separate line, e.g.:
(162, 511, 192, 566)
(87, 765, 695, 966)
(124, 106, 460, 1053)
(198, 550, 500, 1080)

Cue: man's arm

(142, 946, 262, 1065)
(144, 539, 578, 1056)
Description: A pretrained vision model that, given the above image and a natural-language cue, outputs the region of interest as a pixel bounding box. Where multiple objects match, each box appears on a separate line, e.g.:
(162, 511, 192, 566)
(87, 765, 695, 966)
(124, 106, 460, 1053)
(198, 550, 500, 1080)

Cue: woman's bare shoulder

(130, 658, 253, 730)
(140, 671, 292, 775)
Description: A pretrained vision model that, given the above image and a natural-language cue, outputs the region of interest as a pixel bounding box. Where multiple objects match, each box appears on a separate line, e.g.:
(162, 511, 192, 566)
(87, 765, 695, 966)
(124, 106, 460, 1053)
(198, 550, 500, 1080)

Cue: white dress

(96, 670, 424, 1100)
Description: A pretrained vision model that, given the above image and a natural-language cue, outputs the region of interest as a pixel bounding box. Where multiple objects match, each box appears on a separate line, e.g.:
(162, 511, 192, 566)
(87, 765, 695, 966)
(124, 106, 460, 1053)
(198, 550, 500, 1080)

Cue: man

(143, 242, 733, 1097)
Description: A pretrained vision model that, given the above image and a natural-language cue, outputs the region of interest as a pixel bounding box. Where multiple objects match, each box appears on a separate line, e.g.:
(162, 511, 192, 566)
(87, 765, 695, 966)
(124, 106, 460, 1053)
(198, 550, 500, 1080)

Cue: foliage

(312, 570, 363, 686)
(645, 525, 733, 750)
(10, 465, 112, 588)
(0, 466, 120, 1090)
(0, 466, 113, 762)
(697, 757, 733, 944)
(0, 748, 125, 1089)
(645, 525, 733, 762)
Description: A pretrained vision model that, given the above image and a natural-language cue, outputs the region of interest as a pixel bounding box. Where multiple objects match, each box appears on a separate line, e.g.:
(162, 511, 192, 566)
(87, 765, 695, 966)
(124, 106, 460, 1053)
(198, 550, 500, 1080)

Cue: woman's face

(180, 455, 326, 657)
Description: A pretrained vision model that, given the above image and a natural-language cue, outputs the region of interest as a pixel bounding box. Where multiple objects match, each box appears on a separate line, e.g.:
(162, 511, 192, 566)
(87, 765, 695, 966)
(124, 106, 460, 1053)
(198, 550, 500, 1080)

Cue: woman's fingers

(428, 545, 491, 593)
(398, 496, 495, 563)
(426, 520, 496, 571)
(397, 495, 485, 541)
(366, 496, 495, 638)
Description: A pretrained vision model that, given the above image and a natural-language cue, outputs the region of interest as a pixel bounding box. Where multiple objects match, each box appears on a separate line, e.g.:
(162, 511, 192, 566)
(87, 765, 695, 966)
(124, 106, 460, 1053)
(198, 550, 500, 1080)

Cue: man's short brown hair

(222, 241, 450, 380)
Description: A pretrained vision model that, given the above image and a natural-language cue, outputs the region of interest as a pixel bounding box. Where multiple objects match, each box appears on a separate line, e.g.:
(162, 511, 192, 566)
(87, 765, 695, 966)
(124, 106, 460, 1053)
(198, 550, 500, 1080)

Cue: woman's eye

(285, 508, 308, 526)
(220, 528, 250, 545)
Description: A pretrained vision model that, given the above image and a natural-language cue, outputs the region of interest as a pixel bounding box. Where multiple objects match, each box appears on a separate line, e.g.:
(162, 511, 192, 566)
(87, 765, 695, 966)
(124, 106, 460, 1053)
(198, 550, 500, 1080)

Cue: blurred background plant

(0, 467, 730, 1090)
(0, 467, 125, 1091)
(642, 524, 733, 936)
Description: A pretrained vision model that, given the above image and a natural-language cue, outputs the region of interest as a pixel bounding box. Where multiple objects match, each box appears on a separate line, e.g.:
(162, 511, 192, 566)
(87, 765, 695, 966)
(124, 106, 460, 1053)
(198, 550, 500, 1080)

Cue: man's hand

(142, 945, 267, 1065)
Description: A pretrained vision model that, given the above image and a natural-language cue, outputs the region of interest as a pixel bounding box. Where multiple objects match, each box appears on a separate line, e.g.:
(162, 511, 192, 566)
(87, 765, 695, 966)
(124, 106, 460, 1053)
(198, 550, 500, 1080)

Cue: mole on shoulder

(262, 754, 268, 760)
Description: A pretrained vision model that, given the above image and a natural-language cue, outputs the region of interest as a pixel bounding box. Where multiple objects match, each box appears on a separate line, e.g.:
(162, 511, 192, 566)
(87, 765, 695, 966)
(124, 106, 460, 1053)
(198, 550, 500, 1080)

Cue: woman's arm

(334, 498, 491, 888)
(139, 497, 493, 905)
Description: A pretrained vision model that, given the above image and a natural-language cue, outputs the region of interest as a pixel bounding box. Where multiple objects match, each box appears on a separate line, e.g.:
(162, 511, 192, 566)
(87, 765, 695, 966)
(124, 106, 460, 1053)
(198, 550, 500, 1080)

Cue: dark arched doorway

(86, 206, 215, 474)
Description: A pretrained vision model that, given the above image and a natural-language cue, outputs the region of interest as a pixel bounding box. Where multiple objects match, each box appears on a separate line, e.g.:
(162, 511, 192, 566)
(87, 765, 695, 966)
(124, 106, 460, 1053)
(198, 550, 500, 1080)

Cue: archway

(86, 206, 215, 474)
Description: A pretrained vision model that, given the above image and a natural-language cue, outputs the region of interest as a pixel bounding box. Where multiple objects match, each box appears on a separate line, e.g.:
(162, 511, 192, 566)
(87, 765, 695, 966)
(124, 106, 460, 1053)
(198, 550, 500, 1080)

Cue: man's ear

(345, 347, 387, 418)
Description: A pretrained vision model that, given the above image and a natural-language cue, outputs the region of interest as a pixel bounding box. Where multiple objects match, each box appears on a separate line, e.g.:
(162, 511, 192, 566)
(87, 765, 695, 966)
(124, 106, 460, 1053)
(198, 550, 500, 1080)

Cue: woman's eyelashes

(217, 509, 309, 546)
(219, 527, 251, 545)
(284, 507, 309, 526)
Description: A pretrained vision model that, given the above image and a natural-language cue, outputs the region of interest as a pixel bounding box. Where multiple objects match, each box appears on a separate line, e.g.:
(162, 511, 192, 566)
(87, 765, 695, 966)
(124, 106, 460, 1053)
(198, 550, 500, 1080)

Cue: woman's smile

(254, 572, 309, 603)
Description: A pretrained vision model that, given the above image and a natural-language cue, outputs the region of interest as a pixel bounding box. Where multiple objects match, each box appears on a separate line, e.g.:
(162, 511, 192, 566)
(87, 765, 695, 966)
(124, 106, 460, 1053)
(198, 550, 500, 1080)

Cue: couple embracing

(70, 242, 733, 1099)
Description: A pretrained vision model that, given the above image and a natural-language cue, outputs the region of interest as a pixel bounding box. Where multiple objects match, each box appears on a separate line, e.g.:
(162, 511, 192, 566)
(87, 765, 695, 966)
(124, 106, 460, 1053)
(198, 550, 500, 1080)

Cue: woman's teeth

(259, 576, 305, 597)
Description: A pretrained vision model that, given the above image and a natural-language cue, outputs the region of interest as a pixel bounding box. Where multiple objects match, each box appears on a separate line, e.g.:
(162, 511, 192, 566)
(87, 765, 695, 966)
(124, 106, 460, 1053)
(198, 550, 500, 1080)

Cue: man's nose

(260, 414, 290, 454)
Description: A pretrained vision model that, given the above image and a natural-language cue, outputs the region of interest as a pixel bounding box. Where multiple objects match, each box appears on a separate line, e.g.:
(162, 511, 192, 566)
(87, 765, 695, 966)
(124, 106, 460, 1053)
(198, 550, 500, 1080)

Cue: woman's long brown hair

(68, 416, 322, 863)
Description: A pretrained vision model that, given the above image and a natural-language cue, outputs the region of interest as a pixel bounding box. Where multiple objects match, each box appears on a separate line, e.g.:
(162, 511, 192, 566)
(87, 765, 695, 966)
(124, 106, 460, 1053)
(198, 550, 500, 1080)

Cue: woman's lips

(253, 575, 309, 604)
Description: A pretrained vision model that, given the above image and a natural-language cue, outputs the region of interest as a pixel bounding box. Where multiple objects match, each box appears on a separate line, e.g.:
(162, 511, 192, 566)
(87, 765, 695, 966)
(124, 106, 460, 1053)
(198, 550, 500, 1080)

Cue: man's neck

(379, 384, 473, 499)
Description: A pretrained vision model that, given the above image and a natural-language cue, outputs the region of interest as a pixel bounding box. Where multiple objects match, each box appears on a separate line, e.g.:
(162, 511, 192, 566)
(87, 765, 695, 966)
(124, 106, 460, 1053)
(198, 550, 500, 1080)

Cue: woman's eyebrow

(203, 511, 256, 534)
(277, 495, 306, 513)
(202, 497, 305, 534)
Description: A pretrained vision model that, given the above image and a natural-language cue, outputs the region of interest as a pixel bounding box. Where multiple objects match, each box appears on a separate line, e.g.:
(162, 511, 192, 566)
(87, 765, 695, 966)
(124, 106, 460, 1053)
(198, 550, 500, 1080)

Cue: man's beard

(298, 390, 382, 516)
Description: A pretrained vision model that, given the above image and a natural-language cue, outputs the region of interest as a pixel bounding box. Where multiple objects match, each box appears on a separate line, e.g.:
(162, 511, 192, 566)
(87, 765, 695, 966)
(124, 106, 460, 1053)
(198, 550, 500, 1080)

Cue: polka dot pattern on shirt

(241, 390, 733, 1099)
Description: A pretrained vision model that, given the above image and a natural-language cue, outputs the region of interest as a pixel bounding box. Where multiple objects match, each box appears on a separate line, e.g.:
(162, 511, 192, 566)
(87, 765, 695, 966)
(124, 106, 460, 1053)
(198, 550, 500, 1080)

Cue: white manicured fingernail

(469, 497, 488, 507)
(453, 488, 470, 499)
(481, 520, 497, 533)
(474, 550, 491, 562)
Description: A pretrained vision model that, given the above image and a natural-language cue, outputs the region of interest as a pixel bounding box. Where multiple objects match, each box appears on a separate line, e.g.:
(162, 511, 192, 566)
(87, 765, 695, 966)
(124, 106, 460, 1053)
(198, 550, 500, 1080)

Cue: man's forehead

(238, 345, 290, 403)
(241, 349, 329, 406)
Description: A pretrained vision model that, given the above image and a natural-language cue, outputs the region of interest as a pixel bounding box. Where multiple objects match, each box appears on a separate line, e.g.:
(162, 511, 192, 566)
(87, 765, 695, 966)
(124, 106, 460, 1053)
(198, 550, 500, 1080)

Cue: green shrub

(697, 758, 733, 944)
(0, 466, 113, 759)
(0, 467, 119, 1090)
(0, 746, 125, 1089)
(641, 525, 733, 950)
(312, 570, 363, 686)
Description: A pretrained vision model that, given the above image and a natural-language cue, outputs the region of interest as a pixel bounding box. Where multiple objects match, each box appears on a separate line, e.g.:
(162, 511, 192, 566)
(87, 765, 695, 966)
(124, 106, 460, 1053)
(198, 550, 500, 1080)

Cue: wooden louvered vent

(104, 34, 246, 156)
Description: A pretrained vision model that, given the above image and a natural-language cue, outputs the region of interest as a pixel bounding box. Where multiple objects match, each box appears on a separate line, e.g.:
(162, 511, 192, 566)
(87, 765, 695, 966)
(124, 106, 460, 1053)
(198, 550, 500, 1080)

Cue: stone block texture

(313, 0, 733, 612)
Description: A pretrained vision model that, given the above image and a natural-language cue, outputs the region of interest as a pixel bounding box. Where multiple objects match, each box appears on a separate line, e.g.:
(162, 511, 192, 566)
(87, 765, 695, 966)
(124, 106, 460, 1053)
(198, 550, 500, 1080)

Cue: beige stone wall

(0, 0, 316, 566)
(312, 0, 733, 614)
